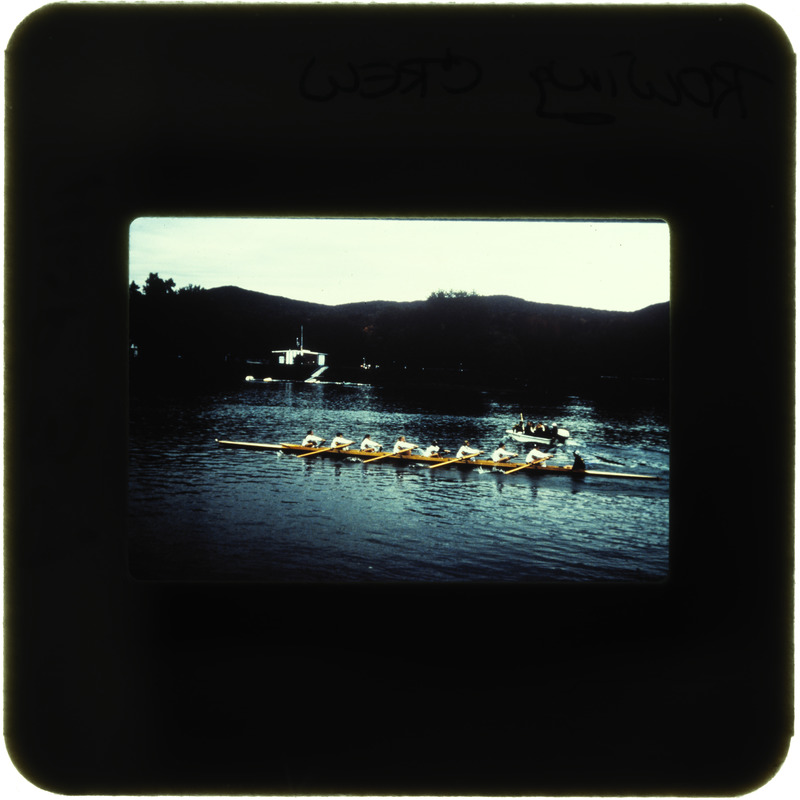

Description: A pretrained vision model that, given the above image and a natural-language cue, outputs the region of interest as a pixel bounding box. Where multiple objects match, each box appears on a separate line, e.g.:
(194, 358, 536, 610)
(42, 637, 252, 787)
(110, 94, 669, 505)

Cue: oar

(428, 450, 484, 470)
(502, 456, 551, 474)
(363, 447, 415, 463)
(296, 442, 351, 458)
(216, 440, 283, 450)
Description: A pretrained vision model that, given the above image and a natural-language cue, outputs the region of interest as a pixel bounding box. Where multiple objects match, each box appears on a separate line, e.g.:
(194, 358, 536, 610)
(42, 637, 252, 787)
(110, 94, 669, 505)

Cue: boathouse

(271, 347, 327, 367)
(272, 327, 327, 368)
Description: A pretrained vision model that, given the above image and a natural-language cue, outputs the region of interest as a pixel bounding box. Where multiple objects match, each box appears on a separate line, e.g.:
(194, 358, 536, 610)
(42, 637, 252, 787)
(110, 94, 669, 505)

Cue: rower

(360, 434, 382, 452)
(491, 442, 519, 463)
(421, 440, 443, 458)
(330, 432, 355, 449)
(456, 440, 481, 460)
(301, 429, 325, 447)
(393, 435, 419, 454)
(526, 446, 552, 464)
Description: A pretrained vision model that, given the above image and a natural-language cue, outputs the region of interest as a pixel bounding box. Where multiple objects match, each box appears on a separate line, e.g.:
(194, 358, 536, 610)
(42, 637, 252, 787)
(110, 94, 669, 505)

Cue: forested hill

(129, 279, 669, 384)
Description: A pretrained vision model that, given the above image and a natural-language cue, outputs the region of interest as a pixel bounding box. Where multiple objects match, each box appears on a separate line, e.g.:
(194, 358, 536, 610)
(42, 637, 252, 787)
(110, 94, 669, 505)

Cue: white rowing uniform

(360, 437, 382, 452)
(330, 436, 354, 449)
(491, 446, 517, 462)
(456, 445, 481, 459)
(421, 445, 441, 457)
(393, 439, 418, 454)
(301, 433, 324, 447)
(526, 447, 549, 463)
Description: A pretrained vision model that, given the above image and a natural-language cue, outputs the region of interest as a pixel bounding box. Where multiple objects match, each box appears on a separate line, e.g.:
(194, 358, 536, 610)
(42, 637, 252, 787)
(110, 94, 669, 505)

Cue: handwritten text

(299, 49, 482, 101)
(531, 51, 772, 123)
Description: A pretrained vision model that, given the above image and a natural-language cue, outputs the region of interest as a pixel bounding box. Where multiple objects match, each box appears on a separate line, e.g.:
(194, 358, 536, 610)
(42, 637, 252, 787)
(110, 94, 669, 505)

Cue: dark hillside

(206, 286, 326, 315)
(129, 280, 669, 388)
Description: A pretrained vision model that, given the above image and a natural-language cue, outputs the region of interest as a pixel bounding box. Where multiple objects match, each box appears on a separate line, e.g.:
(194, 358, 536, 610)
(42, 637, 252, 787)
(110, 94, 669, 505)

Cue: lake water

(128, 379, 669, 583)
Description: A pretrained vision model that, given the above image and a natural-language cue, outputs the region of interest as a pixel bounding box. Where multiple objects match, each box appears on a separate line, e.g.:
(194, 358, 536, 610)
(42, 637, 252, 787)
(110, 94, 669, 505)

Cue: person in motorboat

(524, 420, 536, 435)
(360, 434, 382, 452)
(572, 450, 586, 471)
(456, 440, 481, 460)
(393, 435, 419, 454)
(330, 432, 355, 450)
(301, 429, 325, 447)
(491, 443, 519, 463)
(526, 446, 553, 464)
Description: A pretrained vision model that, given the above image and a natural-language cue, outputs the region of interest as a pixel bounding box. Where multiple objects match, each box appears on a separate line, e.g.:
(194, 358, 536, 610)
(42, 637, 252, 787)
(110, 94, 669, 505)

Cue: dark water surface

(128, 380, 669, 582)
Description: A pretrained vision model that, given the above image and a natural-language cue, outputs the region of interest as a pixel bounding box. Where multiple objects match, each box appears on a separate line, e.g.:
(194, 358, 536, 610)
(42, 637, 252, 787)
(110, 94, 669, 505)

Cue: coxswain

(421, 440, 443, 458)
(393, 435, 419, 454)
(572, 450, 586, 471)
(526, 446, 552, 464)
(330, 432, 355, 449)
(360, 434, 382, 452)
(456, 440, 481, 460)
(491, 443, 519, 463)
(301, 429, 325, 447)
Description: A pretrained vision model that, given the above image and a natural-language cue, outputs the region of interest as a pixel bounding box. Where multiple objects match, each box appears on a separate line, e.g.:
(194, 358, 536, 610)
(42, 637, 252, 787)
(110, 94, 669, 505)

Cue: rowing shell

(215, 440, 660, 481)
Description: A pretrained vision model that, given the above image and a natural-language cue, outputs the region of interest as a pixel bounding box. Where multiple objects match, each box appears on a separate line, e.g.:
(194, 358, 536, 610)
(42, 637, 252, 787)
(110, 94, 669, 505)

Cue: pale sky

(128, 217, 669, 312)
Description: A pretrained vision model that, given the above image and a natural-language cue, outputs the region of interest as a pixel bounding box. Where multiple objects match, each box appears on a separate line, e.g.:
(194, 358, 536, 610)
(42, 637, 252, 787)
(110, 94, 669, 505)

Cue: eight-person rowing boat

(215, 438, 661, 481)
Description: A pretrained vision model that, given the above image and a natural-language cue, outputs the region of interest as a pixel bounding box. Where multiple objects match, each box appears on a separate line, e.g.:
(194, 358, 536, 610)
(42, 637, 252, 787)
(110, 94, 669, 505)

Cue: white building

(271, 347, 327, 367)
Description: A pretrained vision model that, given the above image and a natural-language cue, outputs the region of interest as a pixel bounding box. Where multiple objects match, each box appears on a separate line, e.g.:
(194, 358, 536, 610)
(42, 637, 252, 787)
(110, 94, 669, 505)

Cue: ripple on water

(129, 384, 669, 582)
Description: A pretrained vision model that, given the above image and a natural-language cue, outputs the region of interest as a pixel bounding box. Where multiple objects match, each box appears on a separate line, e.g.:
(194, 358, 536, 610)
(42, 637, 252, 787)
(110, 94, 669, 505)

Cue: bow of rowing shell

(215, 440, 660, 481)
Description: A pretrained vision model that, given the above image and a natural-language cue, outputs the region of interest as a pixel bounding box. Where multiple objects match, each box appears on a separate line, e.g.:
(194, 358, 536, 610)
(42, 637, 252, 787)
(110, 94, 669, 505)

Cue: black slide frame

(4, 3, 795, 796)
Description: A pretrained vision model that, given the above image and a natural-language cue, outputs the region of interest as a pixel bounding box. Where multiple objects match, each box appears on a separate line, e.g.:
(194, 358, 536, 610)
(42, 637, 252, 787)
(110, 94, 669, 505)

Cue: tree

(142, 273, 176, 297)
(178, 284, 205, 295)
(427, 289, 477, 300)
